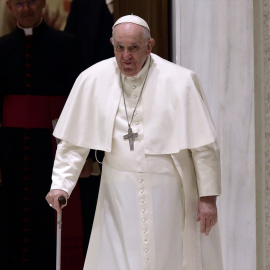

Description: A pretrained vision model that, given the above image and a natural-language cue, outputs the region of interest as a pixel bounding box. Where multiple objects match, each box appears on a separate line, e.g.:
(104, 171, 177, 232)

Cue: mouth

(22, 13, 34, 18)
(122, 62, 134, 66)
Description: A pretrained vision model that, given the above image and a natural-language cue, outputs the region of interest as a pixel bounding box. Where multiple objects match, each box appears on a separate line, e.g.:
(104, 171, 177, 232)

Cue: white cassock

(51, 55, 223, 270)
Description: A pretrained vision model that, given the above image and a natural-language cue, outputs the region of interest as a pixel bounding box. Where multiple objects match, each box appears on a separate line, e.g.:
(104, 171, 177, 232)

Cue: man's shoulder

(44, 24, 77, 41)
(0, 30, 18, 44)
(151, 53, 195, 78)
(81, 57, 117, 77)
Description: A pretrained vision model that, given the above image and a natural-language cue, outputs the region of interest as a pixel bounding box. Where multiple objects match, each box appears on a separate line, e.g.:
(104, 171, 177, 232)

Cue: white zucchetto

(113, 15, 150, 32)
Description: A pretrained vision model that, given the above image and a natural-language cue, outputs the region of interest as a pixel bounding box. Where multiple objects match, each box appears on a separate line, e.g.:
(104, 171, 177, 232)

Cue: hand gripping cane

(56, 196, 66, 270)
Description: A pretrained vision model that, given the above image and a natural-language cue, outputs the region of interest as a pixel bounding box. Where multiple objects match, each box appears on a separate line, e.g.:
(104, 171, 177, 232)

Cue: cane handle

(58, 196, 66, 207)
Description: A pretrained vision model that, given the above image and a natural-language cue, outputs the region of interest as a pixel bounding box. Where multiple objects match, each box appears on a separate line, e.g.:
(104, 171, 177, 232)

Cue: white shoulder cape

(53, 53, 217, 154)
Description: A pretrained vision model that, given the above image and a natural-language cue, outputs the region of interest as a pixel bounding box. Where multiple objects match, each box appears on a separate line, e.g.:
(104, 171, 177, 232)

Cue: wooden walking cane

(56, 196, 66, 270)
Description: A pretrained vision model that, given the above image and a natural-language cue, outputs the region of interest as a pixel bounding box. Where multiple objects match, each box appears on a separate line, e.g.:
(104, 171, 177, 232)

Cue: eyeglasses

(12, 0, 38, 9)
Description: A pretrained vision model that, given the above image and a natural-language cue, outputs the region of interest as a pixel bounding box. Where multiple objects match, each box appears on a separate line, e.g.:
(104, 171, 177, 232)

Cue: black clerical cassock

(0, 21, 83, 269)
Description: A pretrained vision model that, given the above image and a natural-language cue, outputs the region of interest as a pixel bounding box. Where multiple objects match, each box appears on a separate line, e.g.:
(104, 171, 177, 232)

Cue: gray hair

(112, 24, 151, 42)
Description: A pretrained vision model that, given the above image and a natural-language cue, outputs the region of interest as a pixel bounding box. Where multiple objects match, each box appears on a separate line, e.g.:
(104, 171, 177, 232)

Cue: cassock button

(133, 95, 137, 99)
(141, 208, 146, 213)
(145, 258, 149, 263)
(144, 248, 148, 253)
(143, 229, 147, 233)
(132, 85, 136, 89)
(140, 199, 145, 203)
(142, 218, 146, 223)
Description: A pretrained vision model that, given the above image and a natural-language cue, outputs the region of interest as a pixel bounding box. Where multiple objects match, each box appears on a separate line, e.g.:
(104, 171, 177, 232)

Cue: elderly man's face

(111, 23, 155, 77)
(6, 0, 46, 28)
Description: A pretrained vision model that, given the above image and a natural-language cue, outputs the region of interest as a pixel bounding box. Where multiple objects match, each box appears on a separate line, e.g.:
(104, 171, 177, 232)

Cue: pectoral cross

(123, 127, 138, 151)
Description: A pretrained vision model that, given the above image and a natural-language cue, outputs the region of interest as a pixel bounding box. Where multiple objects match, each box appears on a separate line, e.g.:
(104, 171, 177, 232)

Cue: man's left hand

(197, 196, 218, 236)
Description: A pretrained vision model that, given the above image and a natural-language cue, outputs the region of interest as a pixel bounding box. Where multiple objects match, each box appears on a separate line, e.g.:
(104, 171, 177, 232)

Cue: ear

(110, 37, 113, 45)
(6, 1, 12, 11)
(147, 38, 155, 54)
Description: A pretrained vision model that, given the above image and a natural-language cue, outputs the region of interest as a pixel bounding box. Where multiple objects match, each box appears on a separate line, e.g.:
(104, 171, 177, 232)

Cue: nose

(22, 4, 31, 11)
(122, 49, 132, 60)
(21, 1, 32, 11)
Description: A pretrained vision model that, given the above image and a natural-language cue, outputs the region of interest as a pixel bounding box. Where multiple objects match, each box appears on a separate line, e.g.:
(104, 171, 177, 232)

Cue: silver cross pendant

(123, 127, 138, 151)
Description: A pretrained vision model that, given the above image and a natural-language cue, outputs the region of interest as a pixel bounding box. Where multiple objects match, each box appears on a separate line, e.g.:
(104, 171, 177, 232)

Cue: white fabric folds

(53, 53, 217, 154)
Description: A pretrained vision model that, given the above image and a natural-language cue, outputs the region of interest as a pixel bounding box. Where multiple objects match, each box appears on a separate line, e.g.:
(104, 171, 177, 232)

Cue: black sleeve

(88, 149, 104, 164)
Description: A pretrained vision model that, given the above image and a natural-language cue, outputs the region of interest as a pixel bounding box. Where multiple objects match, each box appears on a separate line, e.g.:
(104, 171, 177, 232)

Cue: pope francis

(46, 15, 223, 270)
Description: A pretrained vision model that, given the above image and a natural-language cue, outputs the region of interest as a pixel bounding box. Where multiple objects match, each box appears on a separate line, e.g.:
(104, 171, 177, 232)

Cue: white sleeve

(50, 140, 90, 196)
(190, 142, 221, 197)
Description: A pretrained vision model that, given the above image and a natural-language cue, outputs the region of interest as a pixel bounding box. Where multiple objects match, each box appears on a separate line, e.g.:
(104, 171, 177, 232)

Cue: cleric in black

(0, 0, 83, 269)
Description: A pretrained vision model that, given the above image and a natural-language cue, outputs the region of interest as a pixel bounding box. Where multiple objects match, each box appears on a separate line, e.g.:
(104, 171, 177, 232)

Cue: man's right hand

(45, 189, 68, 213)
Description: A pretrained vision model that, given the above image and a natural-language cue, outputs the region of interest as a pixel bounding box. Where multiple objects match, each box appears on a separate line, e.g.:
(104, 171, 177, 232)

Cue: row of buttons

(125, 75, 151, 270)
(138, 175, 151, 270)
(25, 35, 33, 93)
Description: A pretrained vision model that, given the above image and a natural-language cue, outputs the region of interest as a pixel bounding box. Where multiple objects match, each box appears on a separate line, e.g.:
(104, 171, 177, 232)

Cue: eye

(115, 45, 124, 52)
(14, 1, 23, 8)
(129, 46, 139, 52)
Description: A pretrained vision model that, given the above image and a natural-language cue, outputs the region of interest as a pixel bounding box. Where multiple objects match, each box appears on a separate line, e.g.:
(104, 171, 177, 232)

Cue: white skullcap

(113, 15, 150, 31)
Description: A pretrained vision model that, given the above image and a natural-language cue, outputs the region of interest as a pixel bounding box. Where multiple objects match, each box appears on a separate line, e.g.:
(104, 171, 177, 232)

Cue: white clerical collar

(17, 18, 43, 36)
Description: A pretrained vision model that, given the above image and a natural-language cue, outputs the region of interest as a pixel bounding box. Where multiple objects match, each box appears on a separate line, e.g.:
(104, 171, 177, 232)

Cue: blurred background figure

(0, 0, 83, 269)
(65, 0, 114, 68)
(0, 0, 72, 37)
